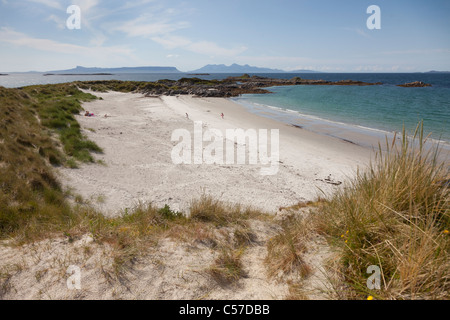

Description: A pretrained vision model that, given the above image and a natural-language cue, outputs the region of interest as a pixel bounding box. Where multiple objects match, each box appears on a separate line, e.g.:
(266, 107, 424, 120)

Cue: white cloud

(152, 35, 247, 57)
(152, 35, 192, 49)
(27, 0, 62, 10)
(46, 14, 65, 29)
(114, 17, 190, 38)
(341, 27, 371, 38)
(187, 41, 247, 57)
(72, 0, 99, 13)
(114, 7, 247, 58)
(121, 0, 155, 10)
(90, 33, 107, 46)
(380, 48, 450, 55)
(0, 27, 133, 58)
(355, 28, 370, 38)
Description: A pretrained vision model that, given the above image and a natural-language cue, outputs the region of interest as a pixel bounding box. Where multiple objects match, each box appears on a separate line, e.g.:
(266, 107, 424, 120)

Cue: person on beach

(186, 113, 189, 119)
(220, 113, 224, 119)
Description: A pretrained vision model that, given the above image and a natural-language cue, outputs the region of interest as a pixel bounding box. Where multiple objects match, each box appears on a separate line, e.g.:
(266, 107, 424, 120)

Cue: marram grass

(316, 123, 449, 300)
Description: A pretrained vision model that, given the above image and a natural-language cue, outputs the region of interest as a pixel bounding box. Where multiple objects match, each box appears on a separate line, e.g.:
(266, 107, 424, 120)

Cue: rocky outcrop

(81, 75, 385, 98)
(139, 75, 387, 97)
(397, 81, 432, 87)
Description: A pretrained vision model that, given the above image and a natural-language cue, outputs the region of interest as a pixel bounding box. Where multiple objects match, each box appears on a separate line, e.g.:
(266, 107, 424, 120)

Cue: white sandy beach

(59, 92, 372, 216)
(0, 91, 376, 300)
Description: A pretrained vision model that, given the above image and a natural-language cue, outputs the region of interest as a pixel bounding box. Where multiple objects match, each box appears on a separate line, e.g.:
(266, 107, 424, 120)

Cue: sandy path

(59, 91, 372, 216)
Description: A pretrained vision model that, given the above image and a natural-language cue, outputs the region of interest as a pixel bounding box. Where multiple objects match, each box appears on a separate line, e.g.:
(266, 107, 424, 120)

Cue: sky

(0, 0, 449, 72)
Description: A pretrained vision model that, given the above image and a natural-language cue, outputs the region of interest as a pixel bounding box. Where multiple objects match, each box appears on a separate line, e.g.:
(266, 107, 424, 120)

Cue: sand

(59, 91, 372, 216)
(0, 91, 375, 300)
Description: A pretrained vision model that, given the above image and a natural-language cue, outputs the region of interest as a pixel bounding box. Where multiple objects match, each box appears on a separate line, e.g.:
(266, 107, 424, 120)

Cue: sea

(1, 72, 449, 149)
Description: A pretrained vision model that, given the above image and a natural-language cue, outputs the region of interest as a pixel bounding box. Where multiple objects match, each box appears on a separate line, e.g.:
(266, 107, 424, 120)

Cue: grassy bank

(268, 125, 449, 299)
(318, 126, 449, 299)
(0, 84, 105, 242)
(0, 84, 266, 286)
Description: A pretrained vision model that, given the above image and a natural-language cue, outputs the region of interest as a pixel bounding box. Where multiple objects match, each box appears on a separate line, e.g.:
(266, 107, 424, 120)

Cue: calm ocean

(1, 72, 449, 145)
(233, 73, 450, 145)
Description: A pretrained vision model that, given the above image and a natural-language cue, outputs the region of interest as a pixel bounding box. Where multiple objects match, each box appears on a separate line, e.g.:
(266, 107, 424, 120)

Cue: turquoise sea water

(1, 72, 449, 145)
(233, 74, 450, 144)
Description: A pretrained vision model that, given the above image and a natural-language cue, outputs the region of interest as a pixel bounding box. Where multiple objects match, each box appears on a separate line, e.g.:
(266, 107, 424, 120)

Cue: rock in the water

(397, 81, 432, 87)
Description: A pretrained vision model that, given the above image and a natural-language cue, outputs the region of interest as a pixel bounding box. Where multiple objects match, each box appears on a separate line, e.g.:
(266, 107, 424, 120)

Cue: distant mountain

(188, 64, 287, 73)
(425, 70, 450, 74)
(47, 65, 181, 74)
(288, 69, 323, 73)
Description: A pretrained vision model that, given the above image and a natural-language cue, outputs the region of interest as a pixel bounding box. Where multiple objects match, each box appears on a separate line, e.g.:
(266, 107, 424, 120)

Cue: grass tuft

(265, 215, 313, 279)
(316, 122, 449, 300)
(208, 246, 246, 285)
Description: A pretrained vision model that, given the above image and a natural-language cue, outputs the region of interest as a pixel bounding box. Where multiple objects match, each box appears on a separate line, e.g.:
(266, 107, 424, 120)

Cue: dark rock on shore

(397, 81, 432, 87)
(76, 75, 384, 98)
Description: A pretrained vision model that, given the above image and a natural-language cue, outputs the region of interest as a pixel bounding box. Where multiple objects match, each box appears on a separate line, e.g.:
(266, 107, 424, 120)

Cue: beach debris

(316, 175, 342, 186)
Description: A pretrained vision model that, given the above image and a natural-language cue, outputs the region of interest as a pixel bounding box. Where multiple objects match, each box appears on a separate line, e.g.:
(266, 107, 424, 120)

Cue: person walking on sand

(186, 113, 189, 119)
(220, 113, 224, 119)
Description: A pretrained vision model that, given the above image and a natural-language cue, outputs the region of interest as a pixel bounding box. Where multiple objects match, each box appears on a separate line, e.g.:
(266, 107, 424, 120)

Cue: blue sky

(0, 0, 449, 72)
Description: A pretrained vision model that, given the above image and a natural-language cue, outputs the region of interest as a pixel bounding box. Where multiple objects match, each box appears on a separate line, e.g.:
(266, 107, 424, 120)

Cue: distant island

(0, 73, 8, 76)
(46, 65, 182, 74)
(425, 70, 450, 74)
(188, 63, 321, 74)
(288, 69, 323, 73)
(44, 73, 113, 76)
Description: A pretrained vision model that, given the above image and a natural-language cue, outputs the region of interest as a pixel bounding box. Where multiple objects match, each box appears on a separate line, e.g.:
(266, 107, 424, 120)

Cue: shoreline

(60, 91, 373, 216)
(232, 96, 450, 154)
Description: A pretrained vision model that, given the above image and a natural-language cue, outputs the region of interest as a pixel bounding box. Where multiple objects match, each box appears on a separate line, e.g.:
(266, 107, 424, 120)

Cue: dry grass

(190, 194, 269, 285)
(265, 214, 313, 280)
(315, 123, 449, 300)
(208, 246, 246, 285)
(190, 194, 264, 226)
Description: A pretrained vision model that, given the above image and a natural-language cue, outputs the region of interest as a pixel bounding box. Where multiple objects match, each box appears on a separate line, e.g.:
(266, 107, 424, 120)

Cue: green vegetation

(176, 77, 221, 86)
(0, 84, 103, 241)
(22, 84, 102, 163)
(0, 81, 266, 286)
(74, 80, 169, 93)
(73, 78, 222, 94)
(316, 124, 449, 299)
(268, 124, 449, 300)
